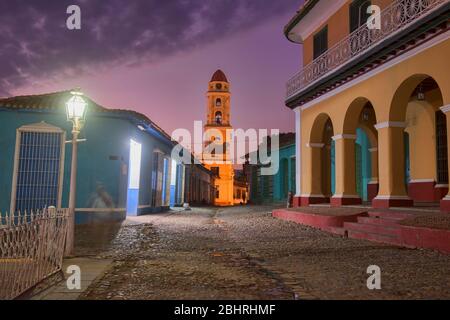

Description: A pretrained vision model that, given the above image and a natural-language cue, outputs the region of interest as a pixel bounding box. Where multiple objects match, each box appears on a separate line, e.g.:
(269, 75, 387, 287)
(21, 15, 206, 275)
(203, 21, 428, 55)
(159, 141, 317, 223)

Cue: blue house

(244, 133, 296, 204)
(0, 90, 187, 224)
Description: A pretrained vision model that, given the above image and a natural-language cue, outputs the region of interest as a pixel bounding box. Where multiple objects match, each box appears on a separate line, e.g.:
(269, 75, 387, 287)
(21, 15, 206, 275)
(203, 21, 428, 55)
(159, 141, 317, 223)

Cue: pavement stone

(73, 205, 450, 300)
(31, 257, 112, 300)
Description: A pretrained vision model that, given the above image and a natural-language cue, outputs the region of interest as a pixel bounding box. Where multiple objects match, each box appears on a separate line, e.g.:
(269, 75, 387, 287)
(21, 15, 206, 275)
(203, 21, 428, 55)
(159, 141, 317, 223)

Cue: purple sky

(2, 0, 303, 135)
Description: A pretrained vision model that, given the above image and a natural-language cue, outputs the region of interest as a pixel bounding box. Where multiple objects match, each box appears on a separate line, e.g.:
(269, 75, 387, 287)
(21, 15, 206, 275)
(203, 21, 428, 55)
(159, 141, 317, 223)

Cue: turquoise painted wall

(356, 128, 371, 202)
(273, 144, 296, 202)
(0, 108, 173, 222)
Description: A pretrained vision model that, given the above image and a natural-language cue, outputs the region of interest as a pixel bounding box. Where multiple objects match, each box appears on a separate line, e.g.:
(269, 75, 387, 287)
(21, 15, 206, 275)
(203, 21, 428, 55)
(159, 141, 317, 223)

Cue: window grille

(436, 110, 448, 184)
(12, 125, 64, 213)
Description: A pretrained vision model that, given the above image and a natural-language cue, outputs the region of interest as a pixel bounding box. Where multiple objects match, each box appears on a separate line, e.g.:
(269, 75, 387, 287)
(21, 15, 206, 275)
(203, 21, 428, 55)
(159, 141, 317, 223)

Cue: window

(215, 111, 223, 124)
(350, 0, 372, 33)
(216, 98, 222, 107)
(12, 123, 65, 213)
(436, 110, 448, 184)
(151, 151, 168, 207)
(216, 190, 220, 199)
(313, 26, 328, 59)
(211, 167, 220, 177)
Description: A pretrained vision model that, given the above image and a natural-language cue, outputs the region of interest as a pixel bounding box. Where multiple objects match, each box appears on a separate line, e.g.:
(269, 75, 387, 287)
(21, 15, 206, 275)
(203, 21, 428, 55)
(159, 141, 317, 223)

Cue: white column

(295, 107, 302, 197)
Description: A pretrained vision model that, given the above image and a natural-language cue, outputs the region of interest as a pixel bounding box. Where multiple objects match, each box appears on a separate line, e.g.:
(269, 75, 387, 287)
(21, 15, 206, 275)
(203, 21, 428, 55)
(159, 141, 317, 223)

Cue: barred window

(12, 124, 65, 213)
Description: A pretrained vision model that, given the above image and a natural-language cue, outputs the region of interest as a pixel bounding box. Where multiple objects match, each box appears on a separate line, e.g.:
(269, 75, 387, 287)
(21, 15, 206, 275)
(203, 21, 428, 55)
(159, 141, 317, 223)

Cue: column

(331, 134, 362, 206)
(301, 143, 328, 206)
(367, 147, 379, 202)
(372, 122, 413, 208)
(440, 105, 450, 212)
(293, 108, 302, 207)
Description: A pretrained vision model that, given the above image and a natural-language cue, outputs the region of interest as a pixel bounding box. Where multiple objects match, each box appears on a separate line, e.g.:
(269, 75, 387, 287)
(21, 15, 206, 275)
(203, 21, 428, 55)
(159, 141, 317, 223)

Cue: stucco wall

(0, 109, 173, 221)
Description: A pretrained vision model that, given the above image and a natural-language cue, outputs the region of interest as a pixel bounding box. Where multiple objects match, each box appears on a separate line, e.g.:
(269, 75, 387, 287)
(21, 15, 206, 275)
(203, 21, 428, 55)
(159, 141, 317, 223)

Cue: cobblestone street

(78, 206, 450, 300)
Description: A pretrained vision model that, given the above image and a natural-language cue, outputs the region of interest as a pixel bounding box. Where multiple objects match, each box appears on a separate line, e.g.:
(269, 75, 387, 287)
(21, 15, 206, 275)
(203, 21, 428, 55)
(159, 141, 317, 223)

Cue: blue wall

(0, 108, 173, 222)
(273, 144, 296, 202)
(356, 128, 371, 202)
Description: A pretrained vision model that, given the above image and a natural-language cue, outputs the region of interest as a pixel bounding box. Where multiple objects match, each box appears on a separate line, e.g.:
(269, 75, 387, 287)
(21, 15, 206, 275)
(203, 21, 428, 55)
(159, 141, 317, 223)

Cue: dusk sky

(1, 0, 304, 136)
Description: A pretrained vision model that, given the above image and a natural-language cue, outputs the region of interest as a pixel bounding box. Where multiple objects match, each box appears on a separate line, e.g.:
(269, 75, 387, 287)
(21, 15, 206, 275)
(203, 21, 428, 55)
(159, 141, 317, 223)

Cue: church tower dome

(211, 69, 228, 83)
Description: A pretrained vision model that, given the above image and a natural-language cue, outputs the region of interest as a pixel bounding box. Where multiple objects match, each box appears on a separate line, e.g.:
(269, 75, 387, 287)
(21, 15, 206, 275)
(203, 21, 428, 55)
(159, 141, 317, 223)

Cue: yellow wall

(405, 100, 437, 181)
(299, 38, 450, 196)
(302, 0, 396, 66)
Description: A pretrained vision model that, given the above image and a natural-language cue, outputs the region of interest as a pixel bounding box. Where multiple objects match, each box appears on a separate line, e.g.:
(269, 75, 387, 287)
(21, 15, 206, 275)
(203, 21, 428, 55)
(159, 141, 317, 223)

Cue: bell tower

(203, 69, 234, 206)
(206, 70, 231, 127)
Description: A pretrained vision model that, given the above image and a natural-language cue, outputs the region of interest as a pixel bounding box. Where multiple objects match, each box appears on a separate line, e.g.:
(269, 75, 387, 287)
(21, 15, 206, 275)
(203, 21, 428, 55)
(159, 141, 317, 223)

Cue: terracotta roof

(0, 90, 106, 112)
(210, 69, 228, 83)
(0, 90, 173, 143)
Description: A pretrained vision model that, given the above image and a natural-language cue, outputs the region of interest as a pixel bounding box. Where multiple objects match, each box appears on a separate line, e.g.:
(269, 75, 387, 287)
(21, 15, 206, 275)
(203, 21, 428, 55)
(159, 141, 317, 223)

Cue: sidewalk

(31, 257, 112, 300)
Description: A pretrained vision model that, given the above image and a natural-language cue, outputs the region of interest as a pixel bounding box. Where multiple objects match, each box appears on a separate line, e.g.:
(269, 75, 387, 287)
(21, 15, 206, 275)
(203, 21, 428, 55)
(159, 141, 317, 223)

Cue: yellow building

(284, 0, 450, 210)
(201, 70, 241, 206)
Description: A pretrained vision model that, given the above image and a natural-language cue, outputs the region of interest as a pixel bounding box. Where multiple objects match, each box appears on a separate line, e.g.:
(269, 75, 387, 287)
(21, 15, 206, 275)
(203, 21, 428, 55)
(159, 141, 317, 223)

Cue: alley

(77, 206, 450, 300)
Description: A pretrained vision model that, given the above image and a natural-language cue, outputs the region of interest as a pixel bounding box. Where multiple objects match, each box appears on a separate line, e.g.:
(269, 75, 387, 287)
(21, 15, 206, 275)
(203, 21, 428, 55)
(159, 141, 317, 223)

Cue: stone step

(321, 226, 347, 237)
(344, 222, 402, 237)
(347, 230, 403, 246)
(368, 210, 414, 220)
(357, 216, 402, 227)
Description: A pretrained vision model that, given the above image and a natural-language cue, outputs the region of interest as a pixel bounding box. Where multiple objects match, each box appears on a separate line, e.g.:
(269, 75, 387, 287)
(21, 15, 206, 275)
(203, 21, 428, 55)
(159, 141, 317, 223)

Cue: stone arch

(330, 98, 378, 205)
(374, 74, 447, 207)
(309, 113, 334, 144)
(303, 113, 335, 205)
(342, 97, 377, 134)
(389, 74, 445, 122)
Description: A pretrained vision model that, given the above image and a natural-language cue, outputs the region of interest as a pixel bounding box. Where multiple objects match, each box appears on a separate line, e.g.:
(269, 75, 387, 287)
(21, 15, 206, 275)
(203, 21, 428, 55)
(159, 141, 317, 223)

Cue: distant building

(284, 0, 450, 209)
(200, 70, 248, 206)
(233, 170, 248, 205)
(183, 163, 216, 206)
(244, 133, 296, 204)
(0, 90, 212, 223)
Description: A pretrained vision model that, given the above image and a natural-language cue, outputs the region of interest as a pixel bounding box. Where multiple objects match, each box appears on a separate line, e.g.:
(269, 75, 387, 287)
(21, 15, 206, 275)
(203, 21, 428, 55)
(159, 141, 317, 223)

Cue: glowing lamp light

(66, 89, 87, 123)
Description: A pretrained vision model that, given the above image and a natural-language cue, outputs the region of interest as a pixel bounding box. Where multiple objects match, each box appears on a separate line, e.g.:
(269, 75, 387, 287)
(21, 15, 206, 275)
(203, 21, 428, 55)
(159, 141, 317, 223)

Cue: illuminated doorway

(127, 139, 142, 216)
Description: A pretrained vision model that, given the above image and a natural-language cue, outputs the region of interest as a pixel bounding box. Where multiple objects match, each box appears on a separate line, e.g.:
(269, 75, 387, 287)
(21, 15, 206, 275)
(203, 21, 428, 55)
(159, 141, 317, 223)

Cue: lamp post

(65, 89, 87, 256)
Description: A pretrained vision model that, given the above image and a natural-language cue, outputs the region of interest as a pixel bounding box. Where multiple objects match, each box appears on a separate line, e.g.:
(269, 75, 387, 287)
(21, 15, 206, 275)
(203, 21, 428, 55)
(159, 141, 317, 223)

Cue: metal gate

(0, 209, 68, 300)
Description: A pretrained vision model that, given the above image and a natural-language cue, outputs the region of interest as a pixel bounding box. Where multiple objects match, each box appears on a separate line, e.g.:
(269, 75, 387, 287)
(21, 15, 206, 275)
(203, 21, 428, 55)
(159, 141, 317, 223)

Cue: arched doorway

(303, 114, 334, 205)
(404, 77, 447, 203)
(337, 98, 378, 206)
(375, 75, 447, 208)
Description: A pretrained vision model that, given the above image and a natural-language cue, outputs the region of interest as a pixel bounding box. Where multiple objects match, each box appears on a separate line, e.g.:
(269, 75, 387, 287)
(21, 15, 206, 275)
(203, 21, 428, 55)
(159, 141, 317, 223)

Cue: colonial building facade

(0, 90, 214, 223)
(285, 0, 450, 210)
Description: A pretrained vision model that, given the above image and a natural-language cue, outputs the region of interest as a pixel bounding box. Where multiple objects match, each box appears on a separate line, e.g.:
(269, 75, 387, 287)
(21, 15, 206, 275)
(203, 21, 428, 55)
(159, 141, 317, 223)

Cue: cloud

(0, 0, 300, 96)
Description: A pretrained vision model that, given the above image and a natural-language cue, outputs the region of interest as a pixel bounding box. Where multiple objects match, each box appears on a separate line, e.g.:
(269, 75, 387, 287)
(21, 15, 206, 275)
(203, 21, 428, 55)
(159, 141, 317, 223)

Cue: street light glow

(66, 90, 87, 123)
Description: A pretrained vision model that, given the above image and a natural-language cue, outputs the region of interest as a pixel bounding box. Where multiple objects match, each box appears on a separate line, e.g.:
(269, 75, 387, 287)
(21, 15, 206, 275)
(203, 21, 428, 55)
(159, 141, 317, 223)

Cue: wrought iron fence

(0, 208, 68, 300)
(286, 0, 448, 99)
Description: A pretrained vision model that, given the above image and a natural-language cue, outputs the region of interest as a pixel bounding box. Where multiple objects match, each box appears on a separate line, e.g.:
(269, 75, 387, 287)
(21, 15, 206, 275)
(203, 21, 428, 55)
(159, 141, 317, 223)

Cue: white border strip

(332, 134, 357, 141)
(306, 143, 325, 148)
(440, 104, 450, 113)
(409, 179, 435, 183)
(374, 121, 406, 130)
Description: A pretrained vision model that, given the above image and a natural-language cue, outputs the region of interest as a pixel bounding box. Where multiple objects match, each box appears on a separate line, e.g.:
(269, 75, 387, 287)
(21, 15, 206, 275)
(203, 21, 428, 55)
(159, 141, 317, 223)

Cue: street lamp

(65, 88, 87, 256)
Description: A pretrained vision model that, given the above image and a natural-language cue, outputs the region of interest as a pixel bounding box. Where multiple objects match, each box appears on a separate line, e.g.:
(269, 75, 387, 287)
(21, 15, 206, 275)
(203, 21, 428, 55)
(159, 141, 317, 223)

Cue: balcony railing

(286, 0, 448, 100)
